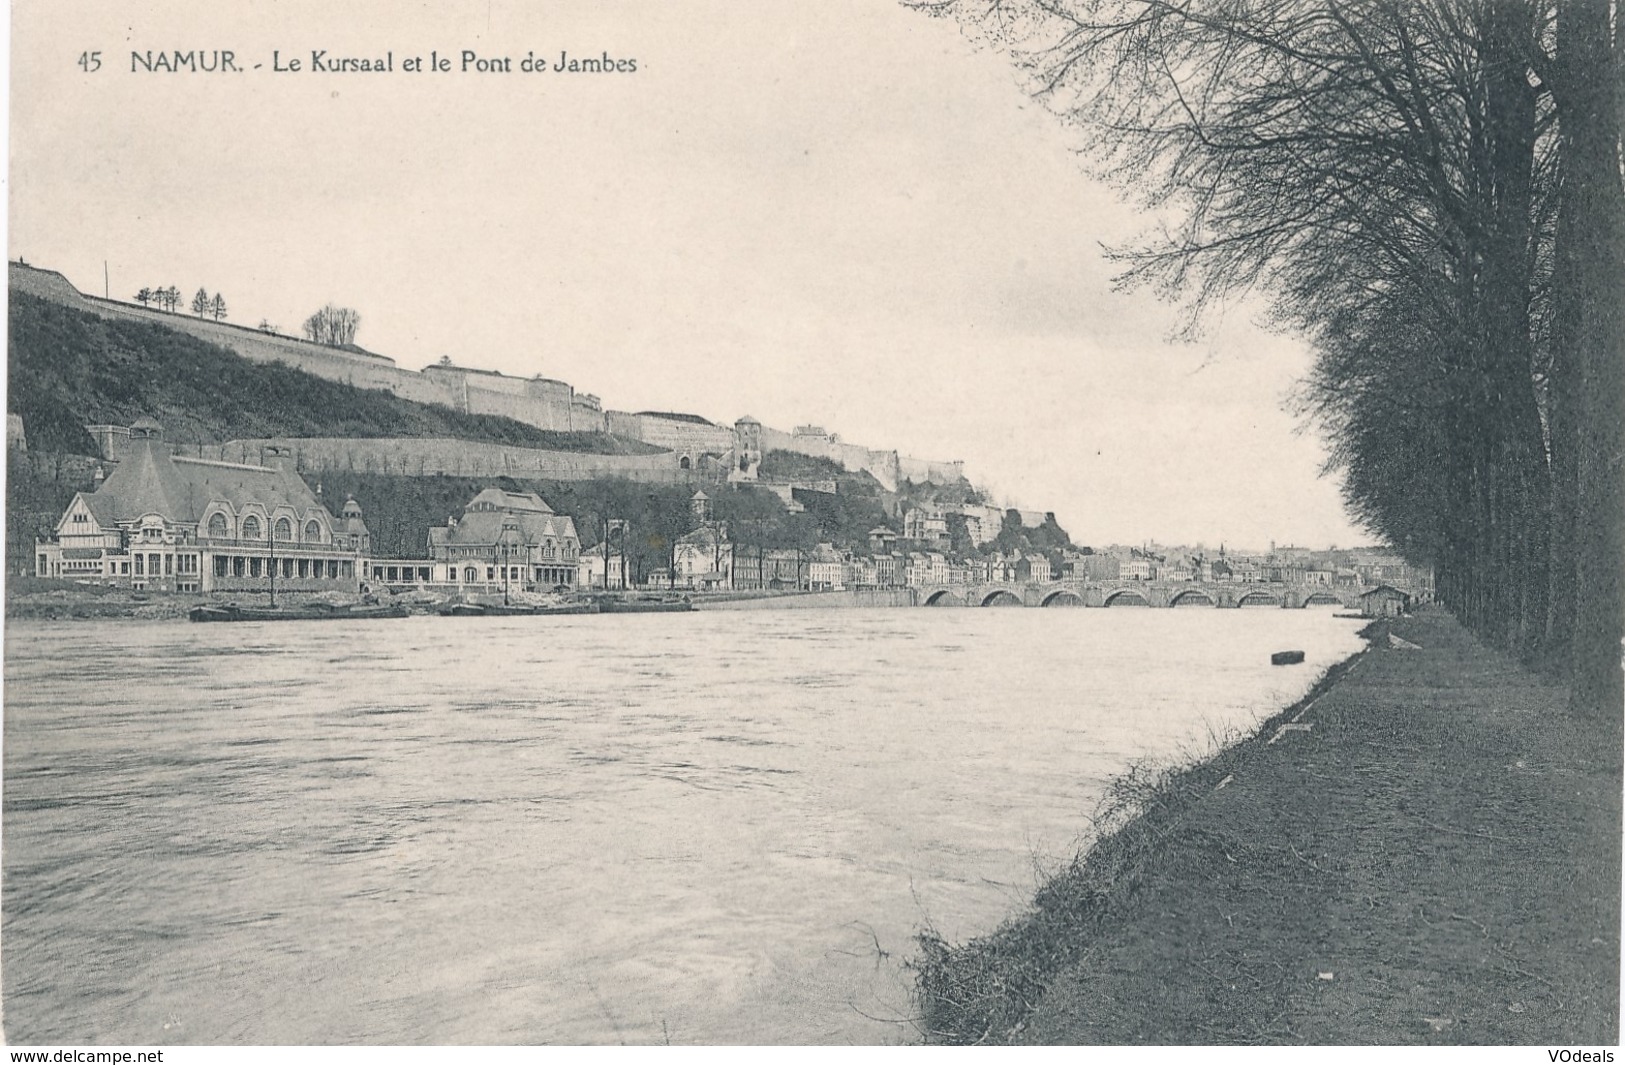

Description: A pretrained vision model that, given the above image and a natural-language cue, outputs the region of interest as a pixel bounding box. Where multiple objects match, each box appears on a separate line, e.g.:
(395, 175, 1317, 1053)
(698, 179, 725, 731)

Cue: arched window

(207, 513, 229, 538)
(463, 566, 479, 583)
(679, 455, 691, 470)
(241, 515, 262, 540)
(274, 517, 293, 542)
(304, 520, 322, 542)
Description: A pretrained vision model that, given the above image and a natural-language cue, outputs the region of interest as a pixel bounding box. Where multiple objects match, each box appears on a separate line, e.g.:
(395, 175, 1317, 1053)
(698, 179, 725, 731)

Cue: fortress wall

(622, 416, 735, 455)
(215, 436, 693, 482)
(527, 377, 574, 403)
(838, 442, 901, 490)
(459, 383, 575, 431)
(82, 297, 404, 374)
(10, 263, 952, 483)
(605, 411, 644, 439)
(62, 289, 463, 408)
(9, 263, 89, 304)
(421, 366, 531, 397)
(759, 425, 901, 492)
(419, 368, 609, 433)
(899, 455, 967, 485)
(9, 263, 617, 430)
(569, 397, 607, 433)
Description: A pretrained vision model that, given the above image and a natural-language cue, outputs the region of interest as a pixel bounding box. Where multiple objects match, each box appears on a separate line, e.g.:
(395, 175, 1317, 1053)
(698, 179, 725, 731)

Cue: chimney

(92, 464, 105, 487)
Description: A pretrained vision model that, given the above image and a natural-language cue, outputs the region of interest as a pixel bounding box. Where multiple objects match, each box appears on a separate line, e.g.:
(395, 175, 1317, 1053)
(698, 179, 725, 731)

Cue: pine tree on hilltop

(191, 288, 210, 317)
(135, 287, 154, 308)
(209, 293, 228, 321)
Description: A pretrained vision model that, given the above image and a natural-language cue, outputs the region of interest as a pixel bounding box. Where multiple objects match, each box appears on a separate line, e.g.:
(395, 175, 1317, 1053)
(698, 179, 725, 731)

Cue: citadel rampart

(211, 436, 695, 482)
(8, 262, 608, 433)
(758, 425, 905, 492)
(12, 260, 971, 492)
(607, 411, 736, 456)
(900, 455, 967, 485)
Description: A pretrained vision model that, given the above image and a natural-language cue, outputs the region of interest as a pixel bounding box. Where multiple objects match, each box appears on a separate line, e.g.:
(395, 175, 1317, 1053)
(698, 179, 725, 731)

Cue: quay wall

(694, 588, 918, 609)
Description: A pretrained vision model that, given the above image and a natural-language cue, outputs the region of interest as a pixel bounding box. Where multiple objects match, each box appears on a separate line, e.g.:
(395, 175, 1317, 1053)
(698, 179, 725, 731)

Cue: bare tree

(921, 0, 1620, 714)
(209, 292, 228, 321)
(301, 303, 362, 346)
(191, 287, 210, 317)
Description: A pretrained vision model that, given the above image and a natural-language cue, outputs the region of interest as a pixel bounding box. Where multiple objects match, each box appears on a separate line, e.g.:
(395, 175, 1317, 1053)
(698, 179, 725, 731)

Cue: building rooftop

(635, 411, 716, 426)
(465, 488, 553, 514)
(89, 430, 326, 527)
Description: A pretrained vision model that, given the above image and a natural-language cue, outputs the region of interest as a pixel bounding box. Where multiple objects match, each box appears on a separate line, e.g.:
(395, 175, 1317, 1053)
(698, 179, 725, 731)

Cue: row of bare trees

(134, 285, 228, 320)
(302, 303, 361, 347)
(133, 287, 363, 344)
(931, 0, 1621, 716)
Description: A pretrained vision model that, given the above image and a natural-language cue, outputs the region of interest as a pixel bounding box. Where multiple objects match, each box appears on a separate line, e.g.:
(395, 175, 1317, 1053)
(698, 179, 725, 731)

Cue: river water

(3, 607, 1365, 1045)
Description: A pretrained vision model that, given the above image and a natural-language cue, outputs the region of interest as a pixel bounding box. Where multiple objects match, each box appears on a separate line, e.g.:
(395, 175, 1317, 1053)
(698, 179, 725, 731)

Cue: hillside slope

(6, 292, 658, 456)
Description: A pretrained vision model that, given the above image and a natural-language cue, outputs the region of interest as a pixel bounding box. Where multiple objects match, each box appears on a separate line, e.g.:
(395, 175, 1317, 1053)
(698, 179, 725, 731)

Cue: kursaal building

(35, 417, 372, 593)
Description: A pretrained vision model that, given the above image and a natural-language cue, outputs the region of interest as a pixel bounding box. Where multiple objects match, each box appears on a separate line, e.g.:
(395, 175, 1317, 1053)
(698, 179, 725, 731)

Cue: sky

(8, 0, 1370, 550)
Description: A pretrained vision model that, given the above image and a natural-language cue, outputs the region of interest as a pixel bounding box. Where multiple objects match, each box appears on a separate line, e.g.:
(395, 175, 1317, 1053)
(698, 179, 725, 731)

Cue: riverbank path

(1021, 607, 1621, 1044)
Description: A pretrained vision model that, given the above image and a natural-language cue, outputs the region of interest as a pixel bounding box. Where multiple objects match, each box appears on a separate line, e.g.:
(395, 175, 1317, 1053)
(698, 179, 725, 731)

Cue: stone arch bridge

(915, 580, 1361, 609)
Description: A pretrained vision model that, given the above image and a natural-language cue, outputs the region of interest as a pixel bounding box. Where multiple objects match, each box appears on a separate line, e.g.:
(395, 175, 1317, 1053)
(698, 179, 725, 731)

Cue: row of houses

(34, 418, 1433, 601)
(576, 533, 1061, 593)
(1078, 543, 1434, 594)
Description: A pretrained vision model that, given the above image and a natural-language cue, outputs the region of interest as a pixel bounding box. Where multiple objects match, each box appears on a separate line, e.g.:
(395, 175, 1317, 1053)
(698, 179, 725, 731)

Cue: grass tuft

(909, 650, 1369, 1044)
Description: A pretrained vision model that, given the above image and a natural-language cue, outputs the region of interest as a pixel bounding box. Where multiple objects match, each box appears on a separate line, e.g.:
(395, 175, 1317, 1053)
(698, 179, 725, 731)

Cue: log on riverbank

(914, 607, 1621, 1045)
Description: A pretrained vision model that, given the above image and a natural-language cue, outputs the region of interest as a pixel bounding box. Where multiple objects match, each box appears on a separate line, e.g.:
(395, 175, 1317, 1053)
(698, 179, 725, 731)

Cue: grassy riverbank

(914, 607, 1621, 1045)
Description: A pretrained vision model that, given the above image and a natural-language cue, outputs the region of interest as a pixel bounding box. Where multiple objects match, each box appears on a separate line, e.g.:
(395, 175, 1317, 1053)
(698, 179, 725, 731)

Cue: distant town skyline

(8, 0, 1372, 549)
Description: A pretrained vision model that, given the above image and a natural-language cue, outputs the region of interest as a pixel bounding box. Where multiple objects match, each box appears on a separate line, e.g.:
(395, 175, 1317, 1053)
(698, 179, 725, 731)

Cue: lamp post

(619, 518, 630, 591)
(498, 516, 520, 606)
(268, 515, 277, 608)
(603, 517, 628, 592)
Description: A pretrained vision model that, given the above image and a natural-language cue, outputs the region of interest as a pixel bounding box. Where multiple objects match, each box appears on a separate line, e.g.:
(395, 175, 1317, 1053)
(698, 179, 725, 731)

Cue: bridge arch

(1236, 590, 1280, 607)
(980, 589, 1024, 607)
(1103, 589, 1150, 607)
(1169, 589, 1215, 607)
(1302, 591, 1342, 607)
(923, 589, 964, 607)
(1040, 589, 1084, 607)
